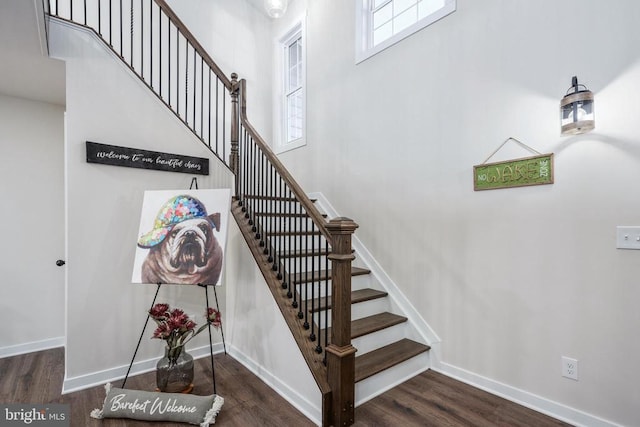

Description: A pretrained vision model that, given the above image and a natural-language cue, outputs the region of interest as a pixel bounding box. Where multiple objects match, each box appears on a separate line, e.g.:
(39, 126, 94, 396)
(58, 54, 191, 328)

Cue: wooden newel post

(230, 72, 240, 198)
(326, 217, 359, 426)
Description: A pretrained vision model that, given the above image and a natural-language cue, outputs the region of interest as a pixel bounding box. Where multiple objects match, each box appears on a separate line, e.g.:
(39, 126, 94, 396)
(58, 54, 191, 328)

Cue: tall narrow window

(285, 36, 303, 143)
(274, 22, 306, 153)
(356, 0, 456, 63)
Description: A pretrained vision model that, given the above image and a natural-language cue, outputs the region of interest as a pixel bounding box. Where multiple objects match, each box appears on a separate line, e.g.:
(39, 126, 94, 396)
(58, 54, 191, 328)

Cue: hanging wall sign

(474, 138, 553, 191)
(474, 153, 554, 191)
(86, 141, 209, 175)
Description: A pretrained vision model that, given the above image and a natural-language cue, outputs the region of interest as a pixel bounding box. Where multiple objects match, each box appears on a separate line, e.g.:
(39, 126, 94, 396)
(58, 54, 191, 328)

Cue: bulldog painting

(133, 192, 228, 285)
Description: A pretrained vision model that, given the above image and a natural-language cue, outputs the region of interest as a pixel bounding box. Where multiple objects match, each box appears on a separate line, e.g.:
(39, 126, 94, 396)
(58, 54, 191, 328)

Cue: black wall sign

(86, 141, 209, 175)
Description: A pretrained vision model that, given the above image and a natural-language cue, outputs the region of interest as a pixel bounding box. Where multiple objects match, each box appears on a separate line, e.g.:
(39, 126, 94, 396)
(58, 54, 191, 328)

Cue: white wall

(49, 20, 234, 391)
(45, 0, 287, 397)
(274, 0, 640, 425)
(0, 94, 65, 356)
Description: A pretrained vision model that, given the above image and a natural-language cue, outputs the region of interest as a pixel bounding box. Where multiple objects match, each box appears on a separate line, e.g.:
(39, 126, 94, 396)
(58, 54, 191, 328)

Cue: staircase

(45, 1, 432, 425)
(230, 183, 431, 420)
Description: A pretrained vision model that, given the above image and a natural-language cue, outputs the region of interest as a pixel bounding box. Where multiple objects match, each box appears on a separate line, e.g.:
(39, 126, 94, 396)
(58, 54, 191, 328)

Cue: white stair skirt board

(0, 337, 65, 359)
(355, 351, 431, 406)
(62, 343, 224, 394)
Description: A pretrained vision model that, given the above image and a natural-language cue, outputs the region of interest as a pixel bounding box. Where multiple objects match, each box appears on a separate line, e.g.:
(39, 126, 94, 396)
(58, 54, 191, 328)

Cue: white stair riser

(313, 297, 390, 329)
(352, 322, 409, 356)
(294, 274, 375, 299)
(355, 352, 431, 406)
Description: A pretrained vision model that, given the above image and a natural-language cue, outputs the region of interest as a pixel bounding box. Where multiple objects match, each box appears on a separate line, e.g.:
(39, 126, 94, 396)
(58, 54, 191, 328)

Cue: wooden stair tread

(293, 267, 370, 285)
(355, 338, 430, 383)
(280, 248, 354, 258)
(308, 288, 386, 312)
(270, 229, 323, 236)
(242, 195, 317, 203)
(255, 212, 328, 218)
(280, 248, 331, 258)
(324, 312, 407, 341)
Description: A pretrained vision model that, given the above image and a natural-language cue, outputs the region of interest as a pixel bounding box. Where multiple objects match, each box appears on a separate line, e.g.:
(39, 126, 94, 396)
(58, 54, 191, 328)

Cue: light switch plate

(616, 226, 640, 249)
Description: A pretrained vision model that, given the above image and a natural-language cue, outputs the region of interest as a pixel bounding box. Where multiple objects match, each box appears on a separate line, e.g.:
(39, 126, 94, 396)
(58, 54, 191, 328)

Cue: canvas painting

(132, 189, 231, 285)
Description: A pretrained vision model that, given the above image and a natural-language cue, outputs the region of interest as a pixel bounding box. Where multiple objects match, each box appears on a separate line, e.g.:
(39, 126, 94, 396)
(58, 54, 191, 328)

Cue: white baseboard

(62, 343, 224, 394)
(227, 344, 321, 426)
(434, 362, 622, 427)
(0, 337, 65, 359)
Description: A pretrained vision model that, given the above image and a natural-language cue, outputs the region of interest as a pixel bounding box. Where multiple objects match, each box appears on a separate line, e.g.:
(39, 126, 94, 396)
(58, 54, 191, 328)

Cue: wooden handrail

(153, 0, 232, 90)
(236, 78, 332, 244)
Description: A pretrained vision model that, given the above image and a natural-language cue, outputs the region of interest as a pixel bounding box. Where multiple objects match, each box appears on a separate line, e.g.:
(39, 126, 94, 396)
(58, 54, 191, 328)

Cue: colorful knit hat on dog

(137, 194, 209, 248)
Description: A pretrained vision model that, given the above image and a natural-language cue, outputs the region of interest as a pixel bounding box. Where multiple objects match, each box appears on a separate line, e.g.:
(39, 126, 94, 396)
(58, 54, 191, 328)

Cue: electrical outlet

(562, 356, 578, 380)
(616, 226, 640, 249)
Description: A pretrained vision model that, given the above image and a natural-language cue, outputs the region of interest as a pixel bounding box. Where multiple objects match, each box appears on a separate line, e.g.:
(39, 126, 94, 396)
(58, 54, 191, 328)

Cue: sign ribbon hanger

(481, 137, 541, 165)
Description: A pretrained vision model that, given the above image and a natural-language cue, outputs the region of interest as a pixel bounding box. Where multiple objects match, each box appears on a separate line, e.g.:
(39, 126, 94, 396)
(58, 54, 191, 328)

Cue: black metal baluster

(168, 19, 173, 107)
(277, 178, 284, 280)
(192, 44, 197, 131)
(246, 133, 252, 222)
(215, 78, 219, 153)
(249, 133, 256, 231)
(291, 198, 298, 305)
(207, 70, 211, 147)
(149, 0, 152, 89)
(298, 208, 313, 329)
(200, 57, 204, 139)
(309, 223, 316, 339)
(140, 0, 143, 78)
(260, 154, 267, 248)
(323, 238, 329, 361)
(265, 164, 273, 258)
(119, 0, 122, 55)
(175, 29, 179, 114)
(108, 0, 112, 45)
(222, 85, 226, 164)
(185, 40, 189, 125)
(129, 0, 133, 66)
(158, 4, 162, 97)
(256, 151, 263, 242)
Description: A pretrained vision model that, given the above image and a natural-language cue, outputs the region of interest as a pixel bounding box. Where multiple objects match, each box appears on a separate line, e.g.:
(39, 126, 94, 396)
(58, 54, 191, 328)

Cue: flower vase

(156, 346, 194, 393)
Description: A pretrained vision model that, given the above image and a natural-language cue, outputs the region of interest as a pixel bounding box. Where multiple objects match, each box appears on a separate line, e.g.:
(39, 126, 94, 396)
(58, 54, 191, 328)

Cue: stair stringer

(308, 192, 443, 405)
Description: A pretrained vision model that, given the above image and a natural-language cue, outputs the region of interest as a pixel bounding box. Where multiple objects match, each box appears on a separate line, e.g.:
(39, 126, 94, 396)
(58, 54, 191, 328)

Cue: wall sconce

(560, 76, 595, 136)
(264, 0, 288, 18)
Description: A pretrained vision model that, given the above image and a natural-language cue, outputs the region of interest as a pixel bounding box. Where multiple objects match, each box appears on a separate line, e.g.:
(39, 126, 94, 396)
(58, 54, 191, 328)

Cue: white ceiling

(0, 0, 66, 105)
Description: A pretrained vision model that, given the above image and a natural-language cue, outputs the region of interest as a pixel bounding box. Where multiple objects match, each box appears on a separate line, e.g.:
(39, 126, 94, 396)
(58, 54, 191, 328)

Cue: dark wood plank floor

(0, 348, 571, 426)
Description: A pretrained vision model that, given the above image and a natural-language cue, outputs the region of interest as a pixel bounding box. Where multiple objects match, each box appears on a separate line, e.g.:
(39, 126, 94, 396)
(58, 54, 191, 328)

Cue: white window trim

(273, 19, 307, 154)
(355, 0, 456, 64)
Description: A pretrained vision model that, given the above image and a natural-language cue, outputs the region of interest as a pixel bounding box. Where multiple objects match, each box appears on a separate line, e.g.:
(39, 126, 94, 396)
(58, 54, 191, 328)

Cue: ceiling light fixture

(264, 0, 288, 18)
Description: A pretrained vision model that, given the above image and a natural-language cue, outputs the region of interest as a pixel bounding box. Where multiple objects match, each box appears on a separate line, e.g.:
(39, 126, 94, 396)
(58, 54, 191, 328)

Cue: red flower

(148, 303, 221, 353)
(152, 323, 171, 339)
(206, 307, 222, 328)
(149, 303, 170, 320)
